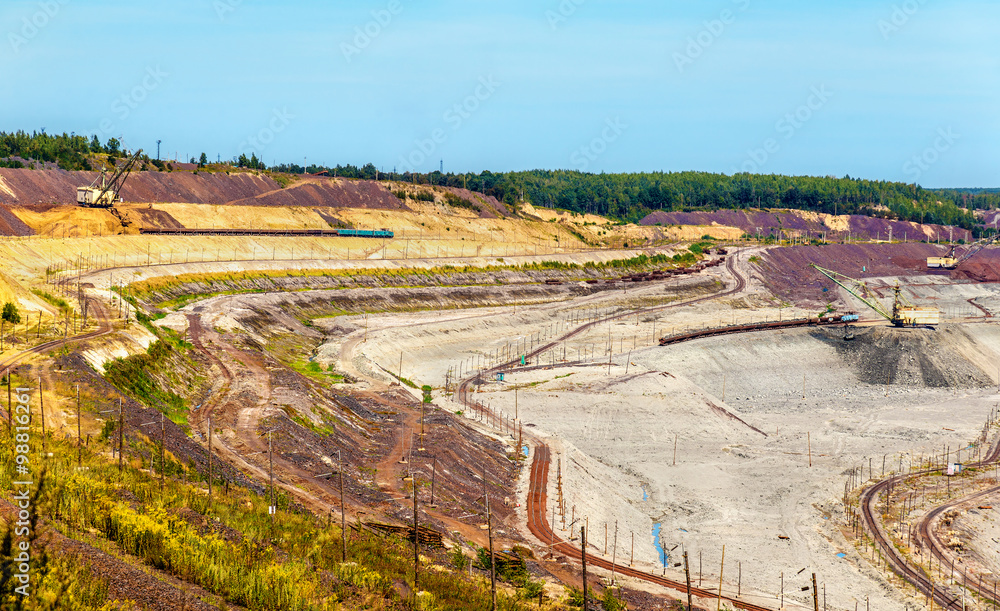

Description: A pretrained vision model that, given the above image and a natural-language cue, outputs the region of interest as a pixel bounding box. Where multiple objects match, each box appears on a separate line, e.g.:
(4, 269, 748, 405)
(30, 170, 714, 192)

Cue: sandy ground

(313, 248, 1000, 611)
(65, 238, 1000, 610)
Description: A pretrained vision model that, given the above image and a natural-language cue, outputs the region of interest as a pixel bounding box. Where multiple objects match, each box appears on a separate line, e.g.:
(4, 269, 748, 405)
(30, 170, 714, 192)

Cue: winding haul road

(457, 252, 776, 610)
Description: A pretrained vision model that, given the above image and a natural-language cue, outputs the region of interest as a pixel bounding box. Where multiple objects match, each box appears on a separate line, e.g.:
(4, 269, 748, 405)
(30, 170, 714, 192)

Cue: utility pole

(413, 474, 420, 596)
(117, 397, 123, 476)
(487, 493, 496, 611)
(160, 412, 165, 491)
(812, 573, 819, 611)
(38, 378, 45, 454)
(684, 551, 693, 611)
(340, 451, 347, 562)
(717, 546, 725, 611)
(268, 431, 274, 522)
(77, 385, 82, 467)
(5, 368, 10, 434)
(581, 527, 588, 609)
(207, 415, 213, 504)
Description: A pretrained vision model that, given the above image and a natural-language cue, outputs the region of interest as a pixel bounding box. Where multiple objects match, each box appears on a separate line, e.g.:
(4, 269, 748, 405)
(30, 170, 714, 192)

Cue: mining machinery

(76, 149, 143, 207)
(812, 264, 939, 326)
(927, 234, 1000, 269)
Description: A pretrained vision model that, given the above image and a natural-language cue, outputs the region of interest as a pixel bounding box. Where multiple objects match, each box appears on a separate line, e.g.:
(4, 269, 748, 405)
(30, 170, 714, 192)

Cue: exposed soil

(814, 325, 994, 388)
(0, 169, 411, 213)
(754, 243, 952, 306)
(640, 209, 973, 243)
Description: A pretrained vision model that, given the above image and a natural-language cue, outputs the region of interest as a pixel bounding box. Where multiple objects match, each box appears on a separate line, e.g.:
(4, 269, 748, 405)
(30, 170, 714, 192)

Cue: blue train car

(335, 228, 394, 238)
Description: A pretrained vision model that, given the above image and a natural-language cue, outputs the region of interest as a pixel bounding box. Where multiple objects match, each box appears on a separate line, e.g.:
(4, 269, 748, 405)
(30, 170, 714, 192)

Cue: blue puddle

(522, 445, 529, 458)
(642, 485, 648, 501)
(652, 523, 666, 565)
(836, 552, 846, 559)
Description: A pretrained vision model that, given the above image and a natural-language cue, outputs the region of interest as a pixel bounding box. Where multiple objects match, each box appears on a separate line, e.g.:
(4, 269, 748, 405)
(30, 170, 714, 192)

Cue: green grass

(31, 288, 70, 311)
(0, 425, 542, 610)
(289, 359, 345, 384)
(103, 340, 188, 426)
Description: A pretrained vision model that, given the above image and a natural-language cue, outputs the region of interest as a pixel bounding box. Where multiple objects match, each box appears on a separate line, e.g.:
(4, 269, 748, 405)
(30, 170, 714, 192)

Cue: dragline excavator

(76, 149, 143, 207)
(927, 234, 1000, 269)
(812, 265, 940, 327)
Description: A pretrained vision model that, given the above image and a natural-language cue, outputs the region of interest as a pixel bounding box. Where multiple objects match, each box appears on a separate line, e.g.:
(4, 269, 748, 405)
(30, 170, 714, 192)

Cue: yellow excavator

(927, 234, 1000, 269)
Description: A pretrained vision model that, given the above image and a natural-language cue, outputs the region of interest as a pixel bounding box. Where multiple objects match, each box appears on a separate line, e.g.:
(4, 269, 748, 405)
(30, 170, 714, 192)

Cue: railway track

(0, 298, 112, 372)
(528, 443, 773, 611)
(455, 253, 746, 405)
(457, 251, 777, 609)
(859, 430, 1000, 609)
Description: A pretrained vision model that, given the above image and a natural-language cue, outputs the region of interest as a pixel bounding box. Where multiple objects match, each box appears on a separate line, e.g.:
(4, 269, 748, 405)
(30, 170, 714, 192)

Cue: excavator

(812, 265, 940, 327)
(76, 149, 142, 207)
(927, 233, 1000, 269)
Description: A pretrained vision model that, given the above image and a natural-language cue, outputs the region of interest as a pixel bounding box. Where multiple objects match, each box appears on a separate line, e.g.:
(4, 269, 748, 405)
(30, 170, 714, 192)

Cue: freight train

(659, 313, 859, 346)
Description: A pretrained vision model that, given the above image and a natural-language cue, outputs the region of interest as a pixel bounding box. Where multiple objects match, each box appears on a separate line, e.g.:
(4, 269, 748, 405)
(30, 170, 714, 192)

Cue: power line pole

(77, 385, 82, 467)
(160, 412, 165, 491)
(340, 450, 347, 562)
(207, 415, 213, 505)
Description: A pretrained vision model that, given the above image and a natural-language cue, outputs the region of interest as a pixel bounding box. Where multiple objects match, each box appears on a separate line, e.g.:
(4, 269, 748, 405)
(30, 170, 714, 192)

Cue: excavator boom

(77, 150, 143, 207)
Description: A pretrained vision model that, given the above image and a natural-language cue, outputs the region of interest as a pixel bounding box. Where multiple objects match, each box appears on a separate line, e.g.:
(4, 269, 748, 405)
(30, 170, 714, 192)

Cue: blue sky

(2, 0, 998, 186)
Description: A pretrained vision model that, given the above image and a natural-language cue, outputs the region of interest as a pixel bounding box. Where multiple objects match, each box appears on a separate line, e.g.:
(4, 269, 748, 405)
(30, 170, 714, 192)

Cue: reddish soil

(0, 204, 32, 235)
(226, 177, 408, 210)
(442, 186, 512, 218)
(0, 168, 279, 207)
(0, 169, 409, 214)
(983, 210, 1000, 228)
(952, 248, 1000, 283)
(756, 243, 955, 306)
(640, 209, 973, 243)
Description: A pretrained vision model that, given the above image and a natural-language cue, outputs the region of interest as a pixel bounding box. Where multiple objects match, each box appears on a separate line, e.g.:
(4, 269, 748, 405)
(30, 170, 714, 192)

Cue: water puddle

(652, 522, 666, 566)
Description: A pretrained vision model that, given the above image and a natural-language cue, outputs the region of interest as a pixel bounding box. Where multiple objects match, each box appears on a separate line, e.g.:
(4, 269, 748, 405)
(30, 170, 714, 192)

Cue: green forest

(298, 166, 998, 233)
(2, 130, 997, 232)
